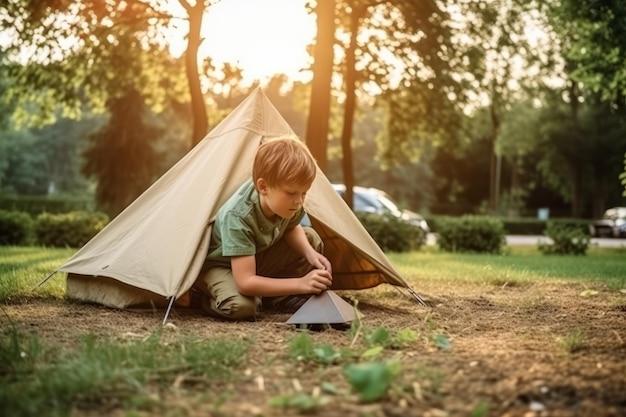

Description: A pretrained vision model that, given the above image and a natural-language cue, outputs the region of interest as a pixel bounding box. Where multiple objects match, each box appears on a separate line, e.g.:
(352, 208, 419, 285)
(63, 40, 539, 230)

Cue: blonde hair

(253, 136, 316, 188)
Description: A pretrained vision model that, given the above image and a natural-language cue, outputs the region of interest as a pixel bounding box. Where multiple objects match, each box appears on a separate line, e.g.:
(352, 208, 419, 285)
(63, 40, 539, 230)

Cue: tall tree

(545, 0, 626, 200)
(306, 0, 335, 171)
(179, 0, 209, 147)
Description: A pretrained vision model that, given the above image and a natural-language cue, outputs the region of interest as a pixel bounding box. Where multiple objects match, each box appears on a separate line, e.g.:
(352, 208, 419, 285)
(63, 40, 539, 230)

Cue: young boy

(194, 136, 333, 320)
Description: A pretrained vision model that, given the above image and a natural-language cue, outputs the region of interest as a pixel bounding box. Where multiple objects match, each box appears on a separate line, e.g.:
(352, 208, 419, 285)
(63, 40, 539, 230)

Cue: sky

(165, 0, 317, 84)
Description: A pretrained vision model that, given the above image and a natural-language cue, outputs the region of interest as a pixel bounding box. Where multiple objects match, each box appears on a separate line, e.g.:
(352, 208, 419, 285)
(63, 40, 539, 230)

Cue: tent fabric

(56, 88, 416, 309)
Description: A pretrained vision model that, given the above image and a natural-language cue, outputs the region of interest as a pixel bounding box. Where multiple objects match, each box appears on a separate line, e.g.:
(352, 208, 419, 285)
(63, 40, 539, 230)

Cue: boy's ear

(256, 178, 268, 195)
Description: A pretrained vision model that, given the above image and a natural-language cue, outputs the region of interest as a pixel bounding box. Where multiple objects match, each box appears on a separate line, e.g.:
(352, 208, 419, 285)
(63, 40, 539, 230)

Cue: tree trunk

(488, 85, 501, 215)
(306, 0, 335, 172)
(180, 0, 208, 148)
(340, 4, 365, 209)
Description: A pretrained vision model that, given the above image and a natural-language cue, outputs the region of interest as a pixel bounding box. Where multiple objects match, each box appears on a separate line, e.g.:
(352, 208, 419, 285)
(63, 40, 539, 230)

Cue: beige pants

(194, 227, 324, 320)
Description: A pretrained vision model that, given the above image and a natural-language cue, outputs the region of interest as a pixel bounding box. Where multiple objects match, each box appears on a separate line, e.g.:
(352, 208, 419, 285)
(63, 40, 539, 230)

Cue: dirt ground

(3, 280, 626, 417)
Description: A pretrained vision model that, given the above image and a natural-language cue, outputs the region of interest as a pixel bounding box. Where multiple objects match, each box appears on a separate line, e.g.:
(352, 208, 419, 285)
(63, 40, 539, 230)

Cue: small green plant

(288, 331, 315, 360)
(558, 328, 585, 353)
(471, 401, 491, 417)
(269, 392, 330, 412)
(344, 360, 401, 402)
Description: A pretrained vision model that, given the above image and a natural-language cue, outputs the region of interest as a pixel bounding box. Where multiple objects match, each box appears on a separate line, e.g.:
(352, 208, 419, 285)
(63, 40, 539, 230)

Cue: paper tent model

(46, 88, 426, 321)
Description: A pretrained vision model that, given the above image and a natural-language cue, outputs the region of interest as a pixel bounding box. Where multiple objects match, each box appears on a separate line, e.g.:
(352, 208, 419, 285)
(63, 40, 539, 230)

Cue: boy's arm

(231, 255, 331, 297)
(283, 224, 333, 273)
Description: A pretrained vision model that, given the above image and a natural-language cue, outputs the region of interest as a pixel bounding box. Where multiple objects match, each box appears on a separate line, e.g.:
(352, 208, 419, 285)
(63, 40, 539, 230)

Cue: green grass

(388, 246, 626, 291)
(0, 246, 74, 301)
(0, 326, 249, 417)
(3, 245, 625, 303)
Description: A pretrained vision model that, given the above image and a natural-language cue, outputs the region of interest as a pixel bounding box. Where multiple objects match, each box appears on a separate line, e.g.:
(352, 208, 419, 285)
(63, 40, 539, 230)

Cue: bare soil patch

(3, 280, 626, 417)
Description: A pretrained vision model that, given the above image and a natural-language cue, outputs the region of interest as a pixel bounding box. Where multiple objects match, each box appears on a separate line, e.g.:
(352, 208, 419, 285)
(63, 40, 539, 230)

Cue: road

(425, 233, 626, 248)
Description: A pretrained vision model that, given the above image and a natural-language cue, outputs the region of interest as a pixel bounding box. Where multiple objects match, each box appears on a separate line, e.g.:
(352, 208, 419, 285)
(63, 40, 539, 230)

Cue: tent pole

(406, 287, 429, 307)
(35, 271, 57, 289)
(162, 296, 176, 325)
(394, 285, 428, 307)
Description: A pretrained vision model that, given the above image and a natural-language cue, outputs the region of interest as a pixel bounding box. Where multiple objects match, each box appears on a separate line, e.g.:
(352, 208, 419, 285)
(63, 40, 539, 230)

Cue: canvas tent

(46, 88, 426, 321)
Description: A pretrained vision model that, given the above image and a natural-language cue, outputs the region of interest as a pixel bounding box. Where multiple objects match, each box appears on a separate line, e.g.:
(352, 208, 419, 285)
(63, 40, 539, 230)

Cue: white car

(332, 184, 430, 235)
(589, 207, 626, 238)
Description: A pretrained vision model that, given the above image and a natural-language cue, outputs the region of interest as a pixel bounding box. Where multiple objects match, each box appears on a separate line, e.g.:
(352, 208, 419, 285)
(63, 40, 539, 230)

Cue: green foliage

(362, 326, 419, 350)
(0, 195, 94, 216)
(356, 212, 424, 253)
(0, 210, 33, 245)
(557, 328, 585, 354)
(83, 89, 165, 217)
(35, 211, 108, 248)
(538, 222, 590, 256)
(621, 152, 626, 197)
(1, 0, 186, 128)
(437, 215, 505, 254)
(269, 392, 330, 412)
(344, 360, 401, 402)
(288, 332, 315, 360)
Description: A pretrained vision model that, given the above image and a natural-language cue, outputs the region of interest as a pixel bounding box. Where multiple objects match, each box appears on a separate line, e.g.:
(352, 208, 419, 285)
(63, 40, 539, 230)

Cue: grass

(1, 244, 625, 416)
(0, 325, 249, 417)
(2, 245, 624, 303)
(388, 245, 626, 291)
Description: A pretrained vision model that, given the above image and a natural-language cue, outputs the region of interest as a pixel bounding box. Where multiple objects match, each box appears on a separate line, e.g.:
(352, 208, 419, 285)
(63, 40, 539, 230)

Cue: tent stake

(35, 271, 57, 289)
(394, 285, 428, 307)
(162, 296, 176, 325)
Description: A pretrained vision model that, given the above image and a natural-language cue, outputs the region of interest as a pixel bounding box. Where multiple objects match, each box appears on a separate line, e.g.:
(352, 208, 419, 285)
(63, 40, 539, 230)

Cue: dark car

(332, 184, 430, 234)
(589, 207, 626, 238)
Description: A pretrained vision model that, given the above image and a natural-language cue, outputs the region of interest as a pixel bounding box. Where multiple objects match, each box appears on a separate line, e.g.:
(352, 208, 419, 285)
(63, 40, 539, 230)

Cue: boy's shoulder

(218, 179, 258, 220)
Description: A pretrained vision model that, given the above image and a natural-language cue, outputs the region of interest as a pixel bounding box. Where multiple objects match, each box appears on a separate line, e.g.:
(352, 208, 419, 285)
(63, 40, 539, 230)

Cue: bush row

(0, 195, 95, 216)
(425, 215, 590, 235)
(356, 212, 425, 253)
(1, 207, 592, 256)
(0, 210, 108, 247)
(434, 215, 590, 255)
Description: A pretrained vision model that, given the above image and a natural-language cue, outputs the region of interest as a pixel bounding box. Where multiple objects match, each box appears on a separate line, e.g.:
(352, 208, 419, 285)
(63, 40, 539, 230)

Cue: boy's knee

(303, 227, 324, 252)
(203, 293, 259, 321)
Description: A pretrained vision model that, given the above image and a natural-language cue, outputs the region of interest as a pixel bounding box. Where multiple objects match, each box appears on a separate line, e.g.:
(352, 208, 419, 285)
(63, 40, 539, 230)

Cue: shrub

(35, 211, 109, 248)
(437, 215, 505, 254)
(0, 210, 34, 245)
(0, 195, 94, 216)
(538, 222, 589, 255)
(356, 212, 424, 252)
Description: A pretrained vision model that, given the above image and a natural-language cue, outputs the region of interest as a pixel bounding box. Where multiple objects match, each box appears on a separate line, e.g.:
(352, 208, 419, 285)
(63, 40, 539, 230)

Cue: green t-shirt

(204, 179, 305, 269)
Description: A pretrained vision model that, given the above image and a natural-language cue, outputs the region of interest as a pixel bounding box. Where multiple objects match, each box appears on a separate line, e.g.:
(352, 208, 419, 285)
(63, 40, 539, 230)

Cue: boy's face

(257, 178, 310, 219)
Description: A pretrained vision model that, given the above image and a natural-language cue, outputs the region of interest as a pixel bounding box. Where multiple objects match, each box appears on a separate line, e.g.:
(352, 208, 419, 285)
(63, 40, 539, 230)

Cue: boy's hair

(253, 136, 317, 188)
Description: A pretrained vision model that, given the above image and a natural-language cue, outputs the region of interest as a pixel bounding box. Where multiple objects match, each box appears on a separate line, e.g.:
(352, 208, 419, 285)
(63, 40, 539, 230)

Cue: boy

(195, 136, 333, 320)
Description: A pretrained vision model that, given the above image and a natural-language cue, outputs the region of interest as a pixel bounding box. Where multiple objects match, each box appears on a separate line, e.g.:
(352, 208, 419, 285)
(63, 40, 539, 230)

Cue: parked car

(589, 207, 626, 238)
(332, 184, 430, 235)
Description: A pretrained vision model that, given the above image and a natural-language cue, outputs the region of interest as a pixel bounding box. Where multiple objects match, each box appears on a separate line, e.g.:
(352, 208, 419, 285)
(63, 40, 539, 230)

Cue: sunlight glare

(167, 0, 316, 84)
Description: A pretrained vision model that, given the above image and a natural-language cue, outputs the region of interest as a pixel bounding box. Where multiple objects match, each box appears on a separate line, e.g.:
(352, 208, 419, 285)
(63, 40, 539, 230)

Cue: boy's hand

(302, 268, 333, 294)
(307, 252, 333, 276)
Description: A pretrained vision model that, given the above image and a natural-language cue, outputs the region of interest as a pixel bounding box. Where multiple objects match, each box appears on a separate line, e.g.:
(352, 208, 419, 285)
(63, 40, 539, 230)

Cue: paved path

(426, 234, 626, 248)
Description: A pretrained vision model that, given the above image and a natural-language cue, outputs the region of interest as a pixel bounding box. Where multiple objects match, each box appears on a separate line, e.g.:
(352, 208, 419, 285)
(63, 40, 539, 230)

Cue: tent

(45, 88, 426, 322)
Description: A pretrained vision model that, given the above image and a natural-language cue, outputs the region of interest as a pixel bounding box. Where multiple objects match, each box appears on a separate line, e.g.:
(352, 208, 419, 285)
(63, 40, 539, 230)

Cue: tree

(541, 0, 626, 212)
(0, 0, 185, 127)
(306, 0, 335, 171)
(83, 89, 164, 216)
